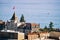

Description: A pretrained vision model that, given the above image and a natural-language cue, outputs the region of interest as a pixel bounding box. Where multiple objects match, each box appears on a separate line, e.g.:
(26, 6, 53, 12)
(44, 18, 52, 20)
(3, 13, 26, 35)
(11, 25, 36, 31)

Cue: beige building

(28, 32, 50, 40)
(50, 32, 60, 39)
(39, 32, 50, 40)
(31, 23, 40, 32)
(28, 32, 39, 40)
(0, 30, 24, 40)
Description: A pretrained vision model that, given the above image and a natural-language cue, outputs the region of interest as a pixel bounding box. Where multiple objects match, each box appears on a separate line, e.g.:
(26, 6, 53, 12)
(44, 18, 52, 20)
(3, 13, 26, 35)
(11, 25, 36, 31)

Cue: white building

(5, 12, 40, 33)
(6, 12, 22, 30)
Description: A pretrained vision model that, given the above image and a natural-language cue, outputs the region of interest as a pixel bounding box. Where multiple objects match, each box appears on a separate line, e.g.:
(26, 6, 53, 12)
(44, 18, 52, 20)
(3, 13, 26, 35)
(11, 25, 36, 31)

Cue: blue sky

(0, 0, 60, 28)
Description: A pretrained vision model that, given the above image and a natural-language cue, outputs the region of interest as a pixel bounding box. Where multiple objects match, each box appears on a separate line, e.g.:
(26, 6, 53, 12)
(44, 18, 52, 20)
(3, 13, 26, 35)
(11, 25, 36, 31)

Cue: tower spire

(11, 12, 16, 20)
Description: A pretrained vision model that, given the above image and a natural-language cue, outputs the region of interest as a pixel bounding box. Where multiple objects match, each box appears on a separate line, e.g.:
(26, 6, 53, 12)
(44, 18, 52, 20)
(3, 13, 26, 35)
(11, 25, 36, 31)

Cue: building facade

(6, 12, 22, 30)
(0, 30, 24, 40)
(17, 23, 40, 34)
(0, 20, 5, 30)
(28, 32, 39, 40)
(4, 12, 40, 34)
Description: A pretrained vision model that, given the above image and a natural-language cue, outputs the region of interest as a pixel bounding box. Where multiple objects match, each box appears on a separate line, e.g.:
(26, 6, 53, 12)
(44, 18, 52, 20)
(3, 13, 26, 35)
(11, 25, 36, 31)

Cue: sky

(0, 0, 60, 28)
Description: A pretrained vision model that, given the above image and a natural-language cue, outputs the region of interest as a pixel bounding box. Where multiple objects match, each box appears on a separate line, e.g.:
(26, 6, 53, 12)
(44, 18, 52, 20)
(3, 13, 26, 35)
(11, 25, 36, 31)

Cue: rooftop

(1, 30, 23, 33)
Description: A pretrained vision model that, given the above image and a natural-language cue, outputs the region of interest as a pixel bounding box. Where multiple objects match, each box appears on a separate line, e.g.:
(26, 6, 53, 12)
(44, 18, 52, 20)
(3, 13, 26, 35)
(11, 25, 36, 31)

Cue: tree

(49, 22, 54, 31)
(44, 25, 48, 32)
(44, 26, 47, 29)
(20, 14, 25, 22)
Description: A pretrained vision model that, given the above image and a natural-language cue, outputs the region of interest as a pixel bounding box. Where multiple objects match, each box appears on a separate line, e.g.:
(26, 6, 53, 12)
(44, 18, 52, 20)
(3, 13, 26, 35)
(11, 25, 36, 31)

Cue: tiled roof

(31, 23, 39, 27)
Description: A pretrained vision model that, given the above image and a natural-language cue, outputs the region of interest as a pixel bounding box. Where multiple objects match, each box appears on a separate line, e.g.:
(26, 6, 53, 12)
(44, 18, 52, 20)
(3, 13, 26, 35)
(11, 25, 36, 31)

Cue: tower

(10, 12, 18, 23)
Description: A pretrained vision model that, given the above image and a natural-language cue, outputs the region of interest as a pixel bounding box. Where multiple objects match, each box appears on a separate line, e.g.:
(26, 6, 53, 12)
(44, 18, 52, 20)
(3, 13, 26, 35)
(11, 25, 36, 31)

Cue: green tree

(20, 14, 25, 22)
(44, 26, 48, 32)
(49, 22, 54, 31)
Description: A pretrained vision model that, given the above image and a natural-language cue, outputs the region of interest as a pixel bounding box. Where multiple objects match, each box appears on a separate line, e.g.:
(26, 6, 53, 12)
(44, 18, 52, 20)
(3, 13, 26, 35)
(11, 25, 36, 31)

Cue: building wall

(32, 38, 40, 40)
(6, 39, 18, 40)
(17, 23, 40, 34)
(38, 32, 50, 40)
(0, 32, 18, 39)
(50, 32, 60, 39)
(0, 20, 5, 30)
(18, 32, 24, 40)
(6, 21, 18, 30)
(28, 33, 38, 40)
(31, 28, 39, 32)
(31, 23, 40, 32)
(6, 21, 40, 34)
(0, 31, 24, 40)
